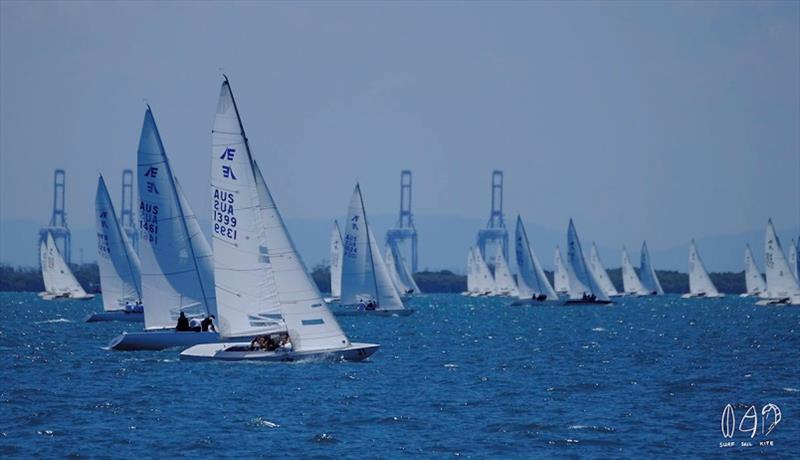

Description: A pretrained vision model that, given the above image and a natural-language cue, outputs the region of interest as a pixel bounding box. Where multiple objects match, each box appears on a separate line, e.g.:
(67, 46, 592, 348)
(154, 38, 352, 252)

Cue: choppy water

(1, 292, 798, 458)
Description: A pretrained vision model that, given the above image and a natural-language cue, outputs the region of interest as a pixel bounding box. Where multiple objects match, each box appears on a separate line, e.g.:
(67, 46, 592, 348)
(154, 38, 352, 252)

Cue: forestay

(514, 216, 558, 300)
(330, 221, 343, 298)
(588, 242, 619, 297)
(688, 240, 720, 296)
(137, 107, 217, 331)
(565, 219, 609, 301)
(621, 246, 648, 296)
(639, 241, 664, 295)
(95, 175, 142, 311)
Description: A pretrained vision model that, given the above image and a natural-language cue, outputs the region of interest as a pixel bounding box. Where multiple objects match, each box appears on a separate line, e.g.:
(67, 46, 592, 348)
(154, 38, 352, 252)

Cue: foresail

(621, 247, 647, 295)
(330, 221, 343, 298)
(565, 220, 609, 301)
(688, 240, 720, 296)
(554, 246, 569, 294)
(764, 220, 800, 300)
(493, 246, 517, 295)
(639, 241, 664, 295)
(45, 232, 88, 297)
(744, 244, 766, 296)
(368, 227, 405, 309)
(474, 247, 496, 294)
(589, 243, 618, 296)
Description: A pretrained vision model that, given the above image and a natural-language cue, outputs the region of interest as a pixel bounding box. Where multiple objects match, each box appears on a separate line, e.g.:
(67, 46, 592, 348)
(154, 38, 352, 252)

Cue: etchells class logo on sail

(213, 147, 238, 241)
(719, 403, 782, 449)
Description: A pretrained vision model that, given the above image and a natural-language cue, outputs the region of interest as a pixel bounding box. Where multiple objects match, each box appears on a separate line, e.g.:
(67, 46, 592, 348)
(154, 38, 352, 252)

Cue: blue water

(1, 292, 798, 458)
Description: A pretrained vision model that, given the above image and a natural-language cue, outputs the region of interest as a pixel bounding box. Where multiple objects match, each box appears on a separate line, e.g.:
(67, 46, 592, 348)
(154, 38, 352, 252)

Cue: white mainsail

(789, 239, 799, 281)
(340, 184, 405, 310)
(40, 232, 90, 298)
(514, 216, 558, 300)
(744, 244, 767, 297)
(392, 241, 421, 294)
(492, 245, 518, 296)
(621, 246, 648, 296)
(473, 247, 496, 294)
(553, 246, 569, 294)
(330, 221, 343, 298)
(95, 175, 142, 311)
(687, 240, 721, 297)
(465, 248, 478, 294)
(763, 220, 800, 302)
(639, 241, 664, 295)
(137, 107, 217, 330)
(384, 244, 409, 296)
(565, 220, 609, 301)
(588, 242, 619, 297)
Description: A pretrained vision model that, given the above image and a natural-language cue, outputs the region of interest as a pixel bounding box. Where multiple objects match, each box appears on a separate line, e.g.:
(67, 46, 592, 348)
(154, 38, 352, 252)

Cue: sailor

(189, 317, 202, 332)
(357, 299, 366, 311)
(365, 300, 377, 311)
(201, 315, 216, 332)
(278, 333, 292, 351)
(537, 294, 547, 301)
(176, 311, 190, 331)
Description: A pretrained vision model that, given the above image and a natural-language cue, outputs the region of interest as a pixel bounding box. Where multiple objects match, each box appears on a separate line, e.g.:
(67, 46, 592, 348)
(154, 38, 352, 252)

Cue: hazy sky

(1, 1, 798, 253)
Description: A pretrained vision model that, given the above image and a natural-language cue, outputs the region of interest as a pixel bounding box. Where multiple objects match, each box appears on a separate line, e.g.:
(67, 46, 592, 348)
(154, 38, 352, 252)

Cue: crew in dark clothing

(201, 315, 216, 332)
(176, 311, 190, 331)
(365, 300, 377, 311)
(536, 294, 547, 301)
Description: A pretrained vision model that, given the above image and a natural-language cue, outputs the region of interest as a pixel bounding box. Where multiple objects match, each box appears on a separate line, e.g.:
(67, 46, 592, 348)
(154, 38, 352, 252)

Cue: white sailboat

(181, 77, 377, 361)
(588, 242, 620, 297)
(553, 246, 569, 295)
(789, 238, 799, 282)
(339, 184, 411, 315)
(512, 216, 558, 304)
(85, 175, 144, 322)
(463, 248, 477, 296)
(564, 219, 611, 304)
(756, 220, 800, 306)
(109, 107, 221, 351)
(639, 241, 664, 296)
(473, 246, 497, 296)
(681, 240, 724, 299)
(621, 246, 649, 296)
(388, 240, 421, 296)
(326, 221, 343, 302)
(741, 244, 767, 298)
(38, 232, 94, 300)
(491, 246, 518, 297)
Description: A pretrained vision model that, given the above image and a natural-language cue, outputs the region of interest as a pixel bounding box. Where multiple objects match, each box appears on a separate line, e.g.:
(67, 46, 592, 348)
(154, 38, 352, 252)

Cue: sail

(95, 175, 141, 311)
(384, 244, 409, 295)
(391, 241, 421, 294)
(553, 246, 569, 294)
(340, 185, 404, 310)
(639, 241, 664, 295)
(565, 220, 609, 301)
(688, 240, 720, 297)
(137, 107, 217, 330)
(330, 221, 343, 298)
(588, 242, 619, 296)
(789, 239, 799, 281)
(514, 217, 558, 300)
(744, 244, 766, 297)
(763, 220, 800, 300)
(41, 232, 88, 297)
(621, 246, 648, 295)
(492, 245, 518, 295)
(466, 248, 477, 293)
(473, 247, 497, 294)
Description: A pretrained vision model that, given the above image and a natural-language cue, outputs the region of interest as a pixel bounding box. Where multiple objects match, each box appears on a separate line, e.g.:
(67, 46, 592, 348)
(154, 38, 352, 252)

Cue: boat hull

(108, 330, 221, 351)
(681, 293, 725, 299)
(334, 308, 415, 317)
(563, 299, 613, 305)
(509, 298, 560, 306)
(180, 342, 380, 362)
(85, 311, 144, 323)
(38, 292, 95, 301)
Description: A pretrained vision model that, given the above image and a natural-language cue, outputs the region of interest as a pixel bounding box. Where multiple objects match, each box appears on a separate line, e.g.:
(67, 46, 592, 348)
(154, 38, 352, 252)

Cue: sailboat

(473, 247, 497, 296)
(681, 240, 724, 299)
(491, 246, 518, 297)
(639, 241, 664, 295)
(38, 232, 94, 300)
(789, 239, 799, 282)
(384, 242, 420, 298)
(588, 242, 620, 297)
(325, 221, 343, 303)
(756, 220, 800, 306)
(109, 107, 221, 351)
(338, 184, 412, 316)
(564, 219, 611, 305)
(621, 246, 649, 296)
(512, 216, 558, 305)
(181, 77, 377, 361)
(463, 248, 477, 296)
(553, 246, 569, 295)
(85, 175, 144, 322)
(741, 244, 767, 298)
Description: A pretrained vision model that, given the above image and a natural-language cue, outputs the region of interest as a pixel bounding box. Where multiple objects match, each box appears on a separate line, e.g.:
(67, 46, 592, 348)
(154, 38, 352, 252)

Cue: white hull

(38, 292, 95, 301)
(681, 293, 725, 299)
(180, 342, 379, 362)
(755, 297, 800, 306)
(108, 330, 222, 351)
(333, 308, 415, 317)
(85, 311, 144, 323)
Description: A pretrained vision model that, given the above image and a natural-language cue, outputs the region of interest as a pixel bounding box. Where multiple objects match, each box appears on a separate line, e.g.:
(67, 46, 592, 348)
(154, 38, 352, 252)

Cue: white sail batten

(492, 246, 518, 296)
(553, 246, 569, 294)
(588, 242, 619, 297)
(621, 246, 648, 296)
(687, 240, 721, 297)
(330, 221, 343, 298)
(514, 217, 558, 300)
(96, 175, 142, 311)
(763, 220, 800, 301)
(639, 241, 664, 295)
(565, 220, 609, 301)
(137, 107, 217, 331)
(744, 244, 767, 297)
(41, 232, 89, 298)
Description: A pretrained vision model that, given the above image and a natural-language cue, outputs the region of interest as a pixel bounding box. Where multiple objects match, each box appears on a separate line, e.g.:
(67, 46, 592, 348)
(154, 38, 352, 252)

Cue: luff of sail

(763, 220, 800, 302)
(639, 241, 664, 295)
(589, 242, 619, 297)
(687, 240, 721, 297)
(514, 216, 558, 300)
(553, 246, 569, 294)
(565, 220, 610, 301)
(744, 244, 767, 297)
(137, 107, 217, 330)
(621, 246, 648, 296)
(330, 221, 343, 298)
(96, 175, 142, 311)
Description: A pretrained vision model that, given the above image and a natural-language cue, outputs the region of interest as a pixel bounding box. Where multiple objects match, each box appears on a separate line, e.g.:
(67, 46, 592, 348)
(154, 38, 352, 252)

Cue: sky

(1, 1, 798, 267)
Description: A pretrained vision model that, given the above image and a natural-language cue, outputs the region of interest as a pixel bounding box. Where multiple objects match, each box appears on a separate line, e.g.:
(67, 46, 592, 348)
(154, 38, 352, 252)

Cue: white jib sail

(639, 241, 664, 295)
(688, 240, 721, 297)
(589, 242, 619, 297)
(514, 216, 558, 300)
(391, 241, 421, 294)
(41, 232, 89, 298)
(492, 246, 518, 295)
(744, 244, 767, 297)
(554, 246, 569, 294)
(330, 221, 343, 298)
(466, 248, 478, 293)
(565, 220, 609, 301)
(789, 239, 799, 281)
(473, 247, 497, 294)
(137, 107, 217, 330)
(621, 246, 648, 296)
(763, 220, 800, 300)
(96, 175, 142, 311)
(384, 244, 409, 296)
